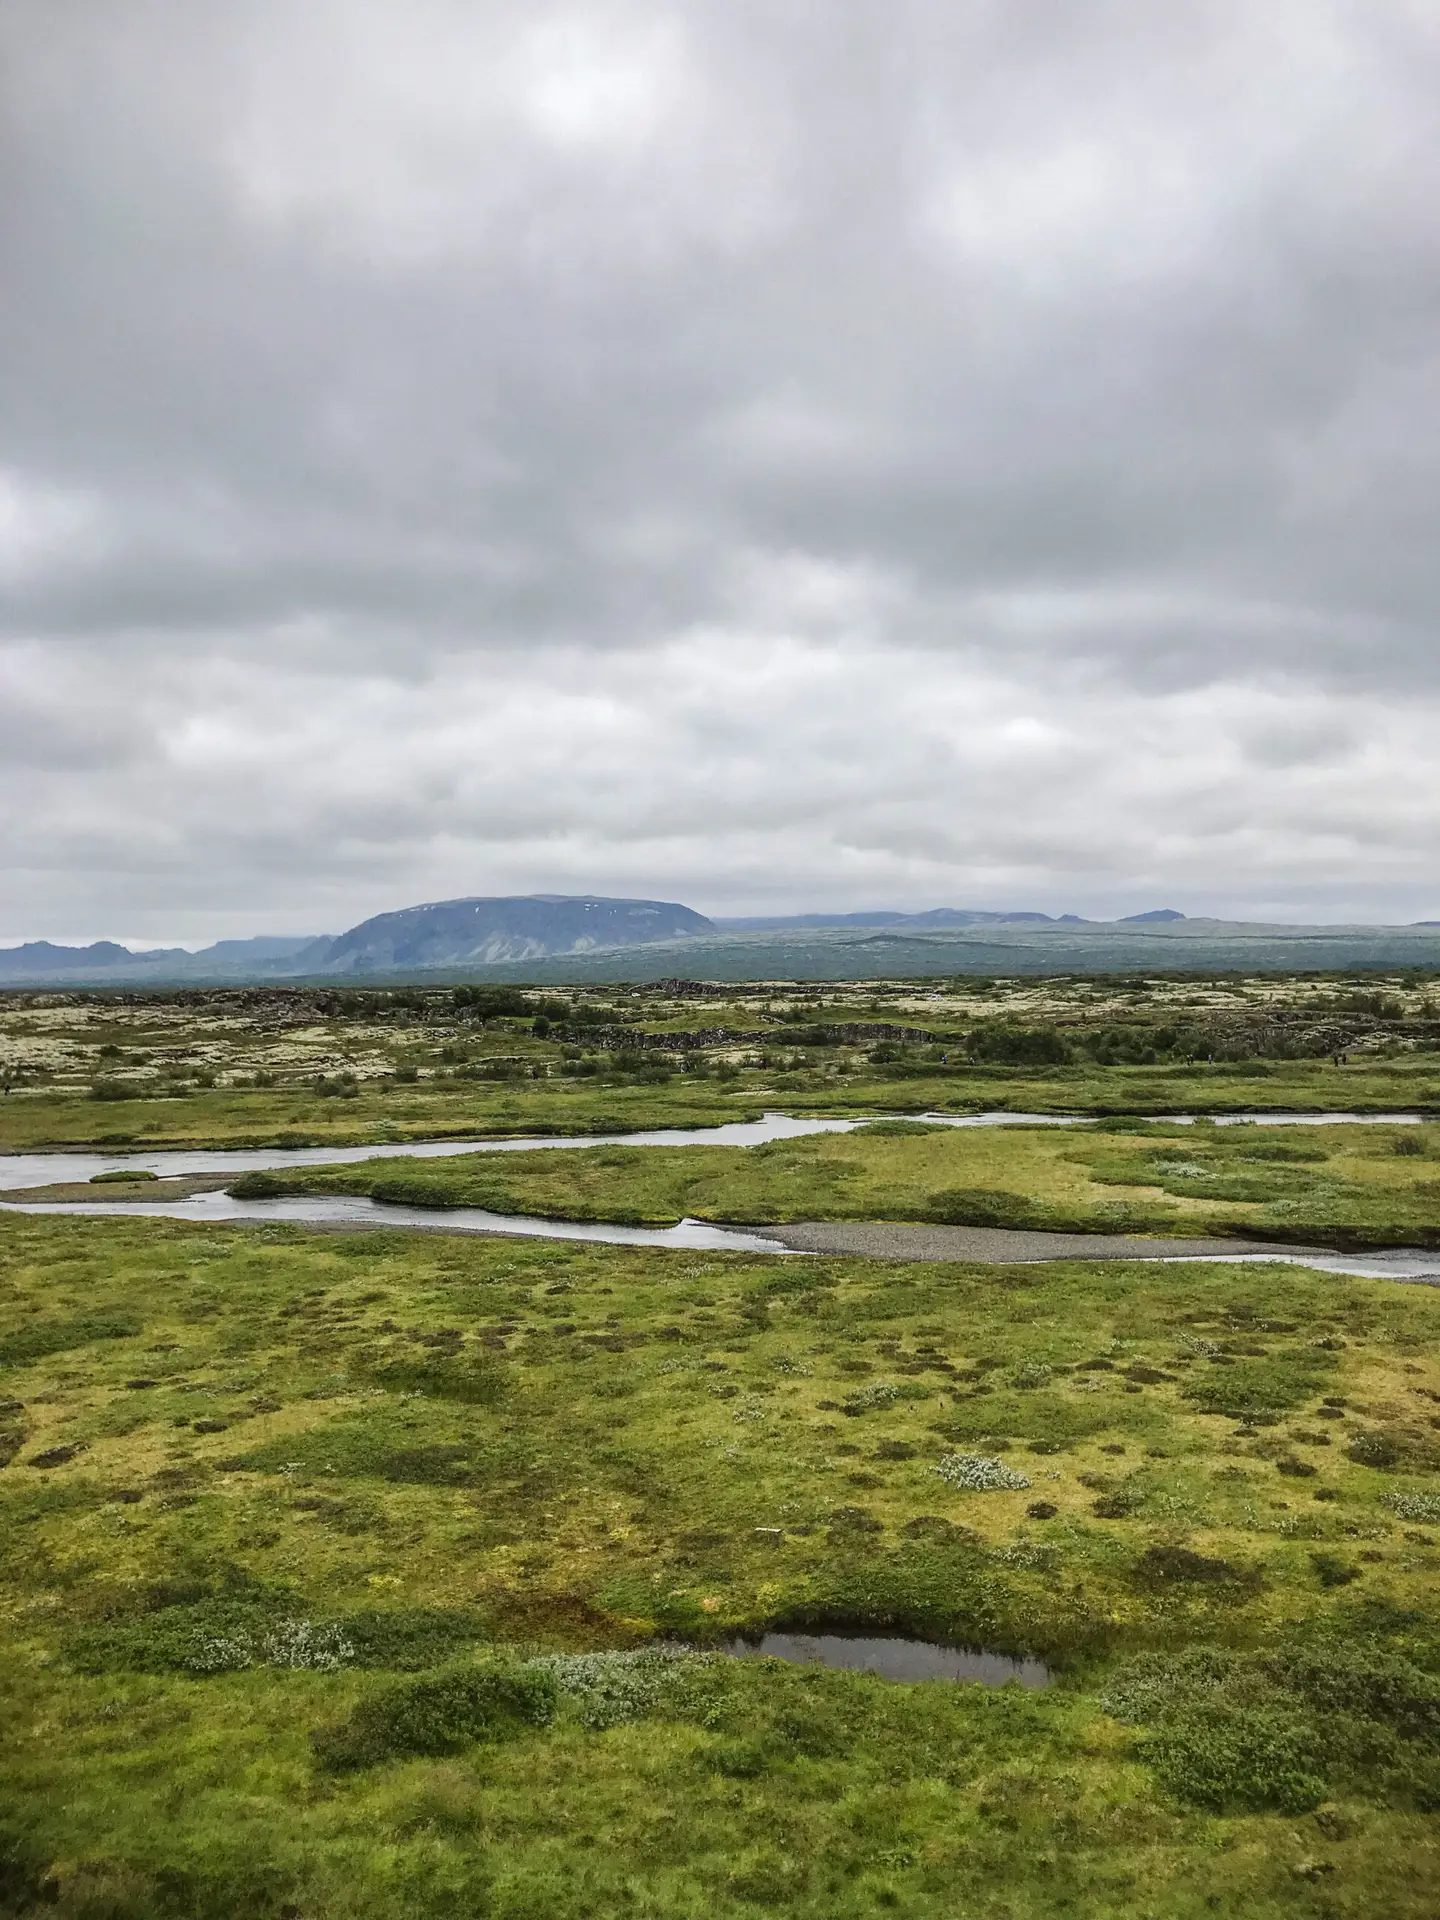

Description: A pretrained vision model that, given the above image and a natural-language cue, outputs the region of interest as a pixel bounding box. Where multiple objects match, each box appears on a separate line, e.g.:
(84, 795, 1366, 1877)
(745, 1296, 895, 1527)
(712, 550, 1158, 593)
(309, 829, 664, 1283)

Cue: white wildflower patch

(183, 1619, 355, 1674)
(1384, 1490, 1440, 1522)
(1008, 1361, 1053, 1390)
(934, 1452, 1031, 1493)
(732, 1395, 772, 1423)
(524, 1647, 706, 1729)
(994, 1542, 1061, 1571)
(843, 1382, 900, 1411)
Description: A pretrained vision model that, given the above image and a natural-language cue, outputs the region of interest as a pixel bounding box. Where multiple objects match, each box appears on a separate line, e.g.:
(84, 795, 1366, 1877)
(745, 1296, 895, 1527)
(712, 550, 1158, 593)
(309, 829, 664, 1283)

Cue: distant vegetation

(0, 968, 1437, 1152)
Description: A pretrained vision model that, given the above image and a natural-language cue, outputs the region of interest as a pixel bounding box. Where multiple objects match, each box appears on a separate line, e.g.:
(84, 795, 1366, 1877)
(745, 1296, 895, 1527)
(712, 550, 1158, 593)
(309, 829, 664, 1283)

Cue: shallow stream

(1, 1108, 1435, 1280)
(0, 1106, 1424, 1192)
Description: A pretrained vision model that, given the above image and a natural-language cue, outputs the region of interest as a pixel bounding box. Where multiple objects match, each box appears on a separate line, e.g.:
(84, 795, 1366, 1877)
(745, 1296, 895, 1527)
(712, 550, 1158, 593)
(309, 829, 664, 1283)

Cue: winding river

(0, 1109, 1435, 1281)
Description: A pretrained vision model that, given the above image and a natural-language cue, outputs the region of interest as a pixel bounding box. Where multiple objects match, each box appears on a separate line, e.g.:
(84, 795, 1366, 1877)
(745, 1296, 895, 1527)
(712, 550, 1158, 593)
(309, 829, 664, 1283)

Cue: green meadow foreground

(2, 977, 1439, 1917)
(3, 1209, 1439, 1918)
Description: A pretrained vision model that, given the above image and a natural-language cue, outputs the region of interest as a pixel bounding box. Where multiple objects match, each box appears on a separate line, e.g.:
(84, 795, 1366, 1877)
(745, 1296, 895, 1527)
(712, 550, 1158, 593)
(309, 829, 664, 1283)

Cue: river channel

(0, 1106, 1425, 1192)
(1, 1109, 1435, 1280)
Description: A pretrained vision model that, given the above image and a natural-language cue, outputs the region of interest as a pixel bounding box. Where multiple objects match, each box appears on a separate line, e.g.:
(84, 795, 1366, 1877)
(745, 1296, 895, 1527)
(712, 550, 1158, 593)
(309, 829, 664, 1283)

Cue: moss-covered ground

(3, 1210, 1439, 1917)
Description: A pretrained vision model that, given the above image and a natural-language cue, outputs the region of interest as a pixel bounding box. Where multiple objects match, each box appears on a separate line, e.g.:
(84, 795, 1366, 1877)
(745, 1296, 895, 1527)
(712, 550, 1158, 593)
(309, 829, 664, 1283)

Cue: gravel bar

(759, 1220, 1347, 1263)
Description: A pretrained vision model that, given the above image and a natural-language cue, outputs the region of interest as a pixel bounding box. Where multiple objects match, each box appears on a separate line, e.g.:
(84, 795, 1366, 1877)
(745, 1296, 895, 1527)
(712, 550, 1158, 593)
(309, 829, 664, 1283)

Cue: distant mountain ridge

(3, 897, 1440, 984)
(0, 934, 322, 979)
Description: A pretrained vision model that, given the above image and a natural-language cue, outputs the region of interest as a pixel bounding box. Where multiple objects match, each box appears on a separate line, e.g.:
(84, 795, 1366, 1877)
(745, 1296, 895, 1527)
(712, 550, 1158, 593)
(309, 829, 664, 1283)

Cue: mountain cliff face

(310, 895, 715, 972)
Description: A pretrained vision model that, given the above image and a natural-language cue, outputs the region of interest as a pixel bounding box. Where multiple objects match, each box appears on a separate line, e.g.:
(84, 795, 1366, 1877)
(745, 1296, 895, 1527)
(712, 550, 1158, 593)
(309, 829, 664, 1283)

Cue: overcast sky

(3, 1, 1440, 943)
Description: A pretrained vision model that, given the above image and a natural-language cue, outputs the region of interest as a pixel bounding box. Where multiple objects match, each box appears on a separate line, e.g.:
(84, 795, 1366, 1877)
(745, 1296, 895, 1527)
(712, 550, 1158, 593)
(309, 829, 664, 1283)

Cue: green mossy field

(2, 978, 1439, 1916)
(3, 1207, 1439, 1917)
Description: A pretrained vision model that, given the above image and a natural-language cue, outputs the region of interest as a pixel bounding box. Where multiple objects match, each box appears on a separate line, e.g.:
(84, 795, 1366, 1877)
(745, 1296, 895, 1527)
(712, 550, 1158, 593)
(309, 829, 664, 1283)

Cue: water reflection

(720, 1631, 1050, 1688)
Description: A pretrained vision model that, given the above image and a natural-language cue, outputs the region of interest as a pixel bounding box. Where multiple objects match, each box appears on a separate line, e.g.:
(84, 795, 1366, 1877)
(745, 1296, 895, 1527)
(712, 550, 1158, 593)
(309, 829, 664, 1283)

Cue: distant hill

(199, 936, 323, 962)
(0, 940, 187, 975)
(0, 935, 321, 980)
(308, 895, 715, 972)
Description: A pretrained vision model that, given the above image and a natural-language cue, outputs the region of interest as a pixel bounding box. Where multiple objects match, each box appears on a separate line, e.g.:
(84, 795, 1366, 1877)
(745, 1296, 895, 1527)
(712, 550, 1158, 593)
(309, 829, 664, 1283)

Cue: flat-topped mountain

(308, 895, 715, 972)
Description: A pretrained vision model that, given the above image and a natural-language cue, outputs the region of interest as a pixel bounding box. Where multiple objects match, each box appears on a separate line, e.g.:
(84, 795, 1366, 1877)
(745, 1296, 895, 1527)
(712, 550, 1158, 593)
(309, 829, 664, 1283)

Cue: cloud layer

(3, 0, 1439, 939)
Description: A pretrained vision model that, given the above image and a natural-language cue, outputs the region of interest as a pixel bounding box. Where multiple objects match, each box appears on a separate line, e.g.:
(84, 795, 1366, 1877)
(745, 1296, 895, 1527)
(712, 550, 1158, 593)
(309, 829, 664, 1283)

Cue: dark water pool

(720, 1631, 1050, 1688)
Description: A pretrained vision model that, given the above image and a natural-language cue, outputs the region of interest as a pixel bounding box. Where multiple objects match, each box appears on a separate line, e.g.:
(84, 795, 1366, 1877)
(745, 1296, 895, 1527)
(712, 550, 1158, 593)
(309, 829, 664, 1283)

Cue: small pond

(720, 1631, 1051, 1689)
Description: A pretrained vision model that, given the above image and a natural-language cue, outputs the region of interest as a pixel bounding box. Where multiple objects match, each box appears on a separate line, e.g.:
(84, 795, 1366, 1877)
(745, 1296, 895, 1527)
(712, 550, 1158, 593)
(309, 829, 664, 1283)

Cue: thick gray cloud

(2, 0, 1439, 941)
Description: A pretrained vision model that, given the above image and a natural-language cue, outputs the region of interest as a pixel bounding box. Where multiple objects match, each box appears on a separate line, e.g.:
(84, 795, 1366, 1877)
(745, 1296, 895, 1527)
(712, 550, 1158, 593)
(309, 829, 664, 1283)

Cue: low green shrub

(1311, 1552, 1362, 1588)
(363, 1354, 507, 1404)
(926, 1188, 1038, 1229)
(226, 1171, 287, 1199)
(1138, 1707, 1326, 1813)
(1134, 1546, 1259, 1590)
(342, 1607, 491, 1669)
(0, 1395, 27, 1468)
(1181, 1350, 1335, 1420)
(368, 1177, 462, 1209)
(72, 1599, 341, 1675)
(312, 1663, 558, 1770)
(0, 1312, 142, 1369)
(1101, 1642, 1440, 1811)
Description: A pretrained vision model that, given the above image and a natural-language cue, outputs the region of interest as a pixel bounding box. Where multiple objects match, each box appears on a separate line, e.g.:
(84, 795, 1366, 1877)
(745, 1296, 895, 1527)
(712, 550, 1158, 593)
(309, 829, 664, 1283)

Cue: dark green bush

(363, 1354, 507, 1404)
(1181, 1350, 1334, 1420)
(1134, 1546, 1258, 1590)
(965, 1024, 1071, 1066)
(342, 1607, 491, 1670)
(1264, 1646, 1440, 1745)
(367, 1177, 462, 1209)
(1139, 1708, 1326, 1813)
(1102, 1641, 1440, 1812)
(1347, 1428, 1402, 1469)
(312, 1663, 557, 1770)
(0, 1312, 142, 1369)
(1092, 1487, 1144, 1519)
(927, 1187, 1038, 1229)
(0, 1395, 27, 1468)
(707, 1739, 777, 1778)
(1311, 1553, 1362, 1588)
(227, 1171, 287, 1199)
